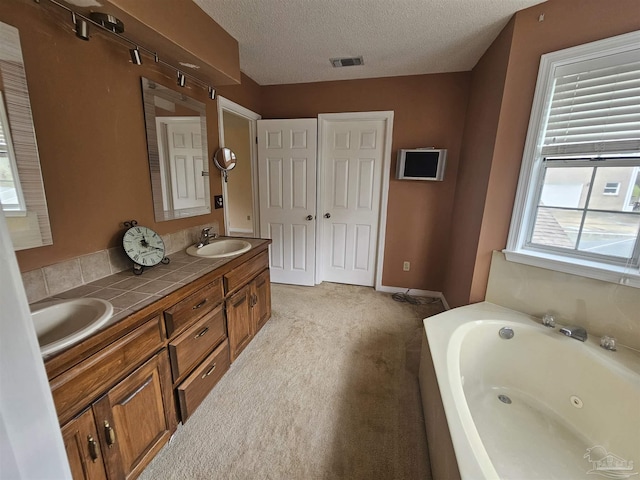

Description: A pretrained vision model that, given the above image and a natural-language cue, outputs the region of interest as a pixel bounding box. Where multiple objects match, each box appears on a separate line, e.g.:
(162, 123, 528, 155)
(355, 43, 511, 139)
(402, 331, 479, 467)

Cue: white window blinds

(542, 49, 640, 156)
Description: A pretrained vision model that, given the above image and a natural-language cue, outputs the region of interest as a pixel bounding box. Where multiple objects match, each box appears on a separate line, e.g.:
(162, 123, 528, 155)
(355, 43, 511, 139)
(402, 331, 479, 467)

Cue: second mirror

(213, 147, 237, 182)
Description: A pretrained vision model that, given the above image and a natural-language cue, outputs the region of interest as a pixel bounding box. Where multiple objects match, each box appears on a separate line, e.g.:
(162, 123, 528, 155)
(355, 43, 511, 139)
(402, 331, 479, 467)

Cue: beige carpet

(140, 282, 444, 480)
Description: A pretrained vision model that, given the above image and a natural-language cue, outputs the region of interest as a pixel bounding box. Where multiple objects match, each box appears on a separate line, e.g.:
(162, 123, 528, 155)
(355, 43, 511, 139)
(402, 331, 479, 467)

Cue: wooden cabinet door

(62, 408, 108, 480)
(226, 283, 253, 362)
(94, 351, 176, 480)
(253, 269, 271, 333)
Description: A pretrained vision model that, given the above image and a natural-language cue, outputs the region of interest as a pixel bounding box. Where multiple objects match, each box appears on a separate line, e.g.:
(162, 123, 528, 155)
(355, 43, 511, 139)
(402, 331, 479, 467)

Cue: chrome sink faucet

(196, 227, 217, 248)
(559, 325, 588, 342)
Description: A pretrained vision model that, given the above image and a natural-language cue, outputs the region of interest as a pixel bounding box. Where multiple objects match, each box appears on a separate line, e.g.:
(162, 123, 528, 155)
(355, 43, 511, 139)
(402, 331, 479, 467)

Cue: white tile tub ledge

(419, 302, 640, 480)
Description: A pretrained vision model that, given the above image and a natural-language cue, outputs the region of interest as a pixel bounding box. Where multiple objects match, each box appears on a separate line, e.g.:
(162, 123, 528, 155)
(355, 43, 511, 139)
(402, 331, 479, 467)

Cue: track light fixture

(53, 1, 219, 99)
(129, 47, 142, 65)
(72, 12, 90, 41)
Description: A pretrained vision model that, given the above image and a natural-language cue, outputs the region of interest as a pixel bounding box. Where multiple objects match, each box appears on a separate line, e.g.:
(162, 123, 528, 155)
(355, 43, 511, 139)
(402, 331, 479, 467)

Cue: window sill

(503, 249, 640, 289)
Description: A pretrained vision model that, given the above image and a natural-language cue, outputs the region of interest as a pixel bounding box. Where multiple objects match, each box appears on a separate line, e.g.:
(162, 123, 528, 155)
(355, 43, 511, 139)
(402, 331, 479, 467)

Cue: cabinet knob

(87, 435, 99, 462)
(306, 215, 313, 221)
(324, 213, 331, 219)
(104, 421, 116, 448)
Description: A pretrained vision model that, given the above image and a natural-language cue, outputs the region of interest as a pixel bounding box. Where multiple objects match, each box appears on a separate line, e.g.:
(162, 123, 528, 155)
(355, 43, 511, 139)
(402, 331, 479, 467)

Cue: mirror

(0, 21, 52, 250)
(213, 147, 237, 182)
(141, 77, 210, 222)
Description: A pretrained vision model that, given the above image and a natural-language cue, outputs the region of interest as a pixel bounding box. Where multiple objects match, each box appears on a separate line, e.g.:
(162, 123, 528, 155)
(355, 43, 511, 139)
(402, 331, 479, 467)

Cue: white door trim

(316, 111, 394, 290)
(216, 96, 262, 237)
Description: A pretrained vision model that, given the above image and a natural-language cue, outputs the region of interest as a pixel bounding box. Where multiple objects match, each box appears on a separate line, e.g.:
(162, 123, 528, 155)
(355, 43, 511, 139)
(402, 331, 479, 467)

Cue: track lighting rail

(36, 0, 217, 98)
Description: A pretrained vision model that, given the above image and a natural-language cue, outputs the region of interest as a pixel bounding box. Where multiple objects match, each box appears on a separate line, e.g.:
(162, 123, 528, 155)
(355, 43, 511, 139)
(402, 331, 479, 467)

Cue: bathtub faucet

(559, 325, 588, 342)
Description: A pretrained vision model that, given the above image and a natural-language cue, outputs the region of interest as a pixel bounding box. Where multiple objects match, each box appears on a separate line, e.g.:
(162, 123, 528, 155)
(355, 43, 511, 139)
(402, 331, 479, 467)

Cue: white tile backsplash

(42, 258, 83, 296)
(79, 250, 111, 283)
(486, 251, 640, 351)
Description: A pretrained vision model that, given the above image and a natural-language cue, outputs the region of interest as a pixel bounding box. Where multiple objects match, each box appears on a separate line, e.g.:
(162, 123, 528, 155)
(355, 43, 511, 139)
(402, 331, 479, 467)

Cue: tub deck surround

(41, 238, 270, 380)
(420, 302, 640, 480)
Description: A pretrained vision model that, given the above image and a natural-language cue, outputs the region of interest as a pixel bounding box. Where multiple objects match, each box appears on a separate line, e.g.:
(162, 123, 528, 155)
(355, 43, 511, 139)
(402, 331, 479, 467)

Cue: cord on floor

(391, 290, 440, 305)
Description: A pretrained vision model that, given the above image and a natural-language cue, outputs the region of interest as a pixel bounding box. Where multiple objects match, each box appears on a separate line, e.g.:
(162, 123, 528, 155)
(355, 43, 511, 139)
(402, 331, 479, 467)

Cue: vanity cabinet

(225, 251, 271, 361)
(61, 351, 175, 480)
(226, 284, 254, 361)
(164, 278, 230, 423)
(48, 240, 272, 479)
(53, 315, 176, 480)
(62, 408, 108, 480)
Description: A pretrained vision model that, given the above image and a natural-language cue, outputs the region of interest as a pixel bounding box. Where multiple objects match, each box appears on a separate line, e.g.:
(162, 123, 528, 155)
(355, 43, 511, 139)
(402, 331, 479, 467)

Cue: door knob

(306, 215, 313, 221)
(324, 213, 331, 219)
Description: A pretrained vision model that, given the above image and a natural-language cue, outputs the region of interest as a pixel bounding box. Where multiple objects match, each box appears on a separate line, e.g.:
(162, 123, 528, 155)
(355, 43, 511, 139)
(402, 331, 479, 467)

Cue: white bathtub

(419, 302, 640, 479)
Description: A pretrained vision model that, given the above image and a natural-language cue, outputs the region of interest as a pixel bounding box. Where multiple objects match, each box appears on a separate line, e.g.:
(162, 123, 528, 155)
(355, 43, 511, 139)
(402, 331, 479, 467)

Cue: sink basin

(186, 239, 252, 258)
(31, 298, 114, 356)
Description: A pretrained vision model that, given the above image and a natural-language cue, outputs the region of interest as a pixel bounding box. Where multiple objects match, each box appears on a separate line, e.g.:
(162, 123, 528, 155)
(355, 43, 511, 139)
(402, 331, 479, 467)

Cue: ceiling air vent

(330, 56, 364, 68)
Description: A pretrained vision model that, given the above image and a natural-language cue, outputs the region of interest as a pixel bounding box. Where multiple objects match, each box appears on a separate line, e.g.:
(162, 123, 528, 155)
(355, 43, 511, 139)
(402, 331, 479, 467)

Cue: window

(603, 182, 621, 195)
(507, 31, 640, 287)
(0, 91, 26, 215)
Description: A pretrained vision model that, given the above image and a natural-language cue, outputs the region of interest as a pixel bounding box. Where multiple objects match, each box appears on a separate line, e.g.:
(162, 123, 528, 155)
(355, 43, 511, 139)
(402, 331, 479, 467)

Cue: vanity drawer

(168, 304, 226, 382)
(50, 315, 165, 425)
(177, 338, 230, 422)
(224, 250, 268, 295)
(164, 277, 223, 337)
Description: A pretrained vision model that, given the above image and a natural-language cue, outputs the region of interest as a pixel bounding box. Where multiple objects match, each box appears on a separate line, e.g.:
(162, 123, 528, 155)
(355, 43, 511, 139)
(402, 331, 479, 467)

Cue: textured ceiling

(194, 0, 545, 85)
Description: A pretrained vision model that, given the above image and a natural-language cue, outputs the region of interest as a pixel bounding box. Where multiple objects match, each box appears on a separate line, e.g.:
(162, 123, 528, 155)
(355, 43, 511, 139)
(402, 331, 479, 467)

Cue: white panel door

(320, 119, 386, 286)
(258, 119, 317, 285)
(163, 120, 206, 210)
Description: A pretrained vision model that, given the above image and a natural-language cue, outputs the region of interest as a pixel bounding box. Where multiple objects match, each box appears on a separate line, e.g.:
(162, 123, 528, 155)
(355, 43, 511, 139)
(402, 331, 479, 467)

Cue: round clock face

(122, 225, 165, 267)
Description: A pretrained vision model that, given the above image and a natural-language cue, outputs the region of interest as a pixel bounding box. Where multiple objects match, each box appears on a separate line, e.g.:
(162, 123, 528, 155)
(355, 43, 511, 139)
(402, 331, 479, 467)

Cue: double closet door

(257, 115, 388, 287)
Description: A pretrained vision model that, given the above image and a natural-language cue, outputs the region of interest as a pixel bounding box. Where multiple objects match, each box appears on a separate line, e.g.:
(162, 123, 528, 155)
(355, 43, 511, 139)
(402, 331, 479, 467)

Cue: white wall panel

(269, 223, 285, 270)
(354, 224, 371, 270)
(333, 159, 349, 208)
(267, 158, 283, 208)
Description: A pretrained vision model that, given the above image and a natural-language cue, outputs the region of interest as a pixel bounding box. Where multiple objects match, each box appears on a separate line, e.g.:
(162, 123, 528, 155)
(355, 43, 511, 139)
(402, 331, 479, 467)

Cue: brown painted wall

(0, 1, 261, 272)
(445, 0, 640, 307)
(262, 73, 470, 290)
(223, 111, 253, 231)
(441, 19, 515, 308)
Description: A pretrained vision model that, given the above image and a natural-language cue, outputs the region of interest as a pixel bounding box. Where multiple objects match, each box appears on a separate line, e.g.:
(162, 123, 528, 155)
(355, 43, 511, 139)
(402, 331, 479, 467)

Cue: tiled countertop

(34, 238, 268, 330)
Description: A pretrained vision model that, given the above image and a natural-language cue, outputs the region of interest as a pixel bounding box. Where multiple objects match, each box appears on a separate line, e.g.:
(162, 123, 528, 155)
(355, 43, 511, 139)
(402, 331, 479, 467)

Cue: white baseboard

(376, 285, 450, 310)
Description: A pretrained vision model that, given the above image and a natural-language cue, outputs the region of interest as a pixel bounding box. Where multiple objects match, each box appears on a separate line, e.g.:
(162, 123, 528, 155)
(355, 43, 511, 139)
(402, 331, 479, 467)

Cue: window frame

(505, 30, 640, 288)
(0, 91, 27, 216)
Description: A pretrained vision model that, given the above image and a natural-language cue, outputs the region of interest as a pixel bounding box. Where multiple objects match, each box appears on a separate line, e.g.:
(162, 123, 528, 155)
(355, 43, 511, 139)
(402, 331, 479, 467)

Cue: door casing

(217, 96, 261, 237)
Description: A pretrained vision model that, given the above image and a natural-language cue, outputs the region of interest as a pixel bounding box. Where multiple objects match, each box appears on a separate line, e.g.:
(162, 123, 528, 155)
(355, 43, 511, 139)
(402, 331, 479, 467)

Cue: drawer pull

(193, 299, 207, 310)
(195, 327, 209, 339)
(202, 363, 217, 379)
(104, 421, 116, 448)
(87, 435, 99, 462)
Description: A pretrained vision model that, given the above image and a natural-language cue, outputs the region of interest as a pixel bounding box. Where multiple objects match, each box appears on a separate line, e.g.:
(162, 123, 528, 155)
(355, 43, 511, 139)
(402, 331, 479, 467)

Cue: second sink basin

(31, 298, 114, 356)
(186, 239, 252, 258)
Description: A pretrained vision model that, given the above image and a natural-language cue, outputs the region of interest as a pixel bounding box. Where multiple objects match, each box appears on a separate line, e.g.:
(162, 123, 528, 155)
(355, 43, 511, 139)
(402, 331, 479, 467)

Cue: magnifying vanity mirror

(213, 147, 237, 182)
(141, 77, 210, 222)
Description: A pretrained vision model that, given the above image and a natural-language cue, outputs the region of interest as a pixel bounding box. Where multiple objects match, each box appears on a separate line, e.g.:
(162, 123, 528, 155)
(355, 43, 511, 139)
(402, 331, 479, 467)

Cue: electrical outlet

(403, 261, 410, 271)
(247, 215, 251, 221)
(214, 195, 223, 209)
